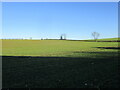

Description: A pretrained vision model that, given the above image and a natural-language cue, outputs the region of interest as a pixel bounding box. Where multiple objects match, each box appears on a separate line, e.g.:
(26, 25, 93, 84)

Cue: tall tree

(92, 32, 100, 42)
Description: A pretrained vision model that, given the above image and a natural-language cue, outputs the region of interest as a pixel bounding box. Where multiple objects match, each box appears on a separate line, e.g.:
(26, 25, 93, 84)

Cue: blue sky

(2, 2, 118, 40)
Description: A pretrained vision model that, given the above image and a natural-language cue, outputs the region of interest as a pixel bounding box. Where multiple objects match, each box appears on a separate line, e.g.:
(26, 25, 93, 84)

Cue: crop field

(2, 39, 119, 88)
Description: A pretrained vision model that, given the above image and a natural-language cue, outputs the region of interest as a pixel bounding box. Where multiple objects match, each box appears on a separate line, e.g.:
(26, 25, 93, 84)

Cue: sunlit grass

(2, 39, 119, 57)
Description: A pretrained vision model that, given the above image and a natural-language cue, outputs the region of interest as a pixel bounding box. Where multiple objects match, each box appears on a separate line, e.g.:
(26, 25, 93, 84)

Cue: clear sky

(2, 2, 118, 40)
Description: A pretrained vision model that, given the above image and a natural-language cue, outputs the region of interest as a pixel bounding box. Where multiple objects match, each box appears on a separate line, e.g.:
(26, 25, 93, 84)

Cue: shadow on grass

(2, 53, 119, 88)
(95, 47, 120, 50)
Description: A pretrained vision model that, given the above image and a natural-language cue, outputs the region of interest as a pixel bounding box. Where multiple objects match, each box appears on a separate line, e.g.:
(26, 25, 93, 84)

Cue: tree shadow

(95, 47, 120, 50)
(2, 54, 119, 89)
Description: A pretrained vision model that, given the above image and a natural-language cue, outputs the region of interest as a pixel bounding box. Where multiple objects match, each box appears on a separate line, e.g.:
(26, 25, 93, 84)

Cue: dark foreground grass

(2, 52, 119, 88)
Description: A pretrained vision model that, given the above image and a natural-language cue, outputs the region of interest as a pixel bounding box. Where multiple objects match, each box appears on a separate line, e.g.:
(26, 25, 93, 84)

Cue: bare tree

(92, 32, 100, 42)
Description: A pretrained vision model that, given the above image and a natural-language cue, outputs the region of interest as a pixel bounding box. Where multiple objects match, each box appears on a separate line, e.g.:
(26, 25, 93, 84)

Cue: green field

(81, 38, 119, 42)
(2, 39, 119, 57)
(2, 39, 119, 88)
(95, 38, 119, 41)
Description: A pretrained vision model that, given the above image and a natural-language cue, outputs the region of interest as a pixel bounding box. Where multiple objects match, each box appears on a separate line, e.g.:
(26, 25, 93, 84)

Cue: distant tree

(30, 37, 32, 40)
(92, 32, 100, 42)
(63, 34, 66, 40)
(60, 34, 66, 40)
(60, 35, 63, 40)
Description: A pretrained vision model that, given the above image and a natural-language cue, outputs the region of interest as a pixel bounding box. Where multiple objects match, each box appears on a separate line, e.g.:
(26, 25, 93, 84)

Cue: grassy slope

(3, 56, 119, 88)
(2, 39, 118, 57)
(2, 39, 119, 88)
(97, 38, 119, 41)
(80, 38, 119, 41)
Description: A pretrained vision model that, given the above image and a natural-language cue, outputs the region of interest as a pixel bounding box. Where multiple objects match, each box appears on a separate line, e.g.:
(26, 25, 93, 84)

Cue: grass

(2, 39, 119, 57)
(2, 39, 119, 88)
(79, 38, 119, 42)
(96, 38, 119, 41)
(2, 55, 119, 88)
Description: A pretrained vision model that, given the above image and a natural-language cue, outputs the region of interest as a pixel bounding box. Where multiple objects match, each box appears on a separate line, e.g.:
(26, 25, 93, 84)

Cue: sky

(2, 2, 118, 40)
(1, 0, 119, 2)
